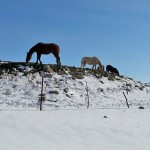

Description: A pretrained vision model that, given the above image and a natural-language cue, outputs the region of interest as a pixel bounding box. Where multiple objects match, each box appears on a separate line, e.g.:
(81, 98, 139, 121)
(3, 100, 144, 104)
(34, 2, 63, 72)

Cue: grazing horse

(81, 57, 103, 74)
(26, 42, 61, 68)
(106, 65, 119, 75)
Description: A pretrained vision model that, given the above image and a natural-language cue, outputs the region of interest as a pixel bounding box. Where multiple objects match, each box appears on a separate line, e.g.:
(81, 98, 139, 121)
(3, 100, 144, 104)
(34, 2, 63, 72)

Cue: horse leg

(52, 51, 61, 68)
(82, 62, 86, 69)
(81, 63, 84, 69)
(81, 62, 83, 68)
(37, 53, 42, 64)
(83, 61, 87, 69)
(35, 55, 38, 64)
(98, 65, 103, 74)
(57, 56, 61, 68)
(82, 64, 85, 69)
(54, 54, 61, 68)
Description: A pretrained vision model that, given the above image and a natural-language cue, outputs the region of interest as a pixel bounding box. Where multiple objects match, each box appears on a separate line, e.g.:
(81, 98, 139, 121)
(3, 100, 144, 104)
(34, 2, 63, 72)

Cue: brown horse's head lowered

(25, 42, 61, 68)
(26, 52, 31, 64)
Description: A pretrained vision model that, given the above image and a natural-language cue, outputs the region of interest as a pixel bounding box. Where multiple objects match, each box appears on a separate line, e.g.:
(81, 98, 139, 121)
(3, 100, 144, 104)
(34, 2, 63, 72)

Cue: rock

(49, 90, 59, 95)
(139, 86, 144, 91)
(71, 76, 76, 80)
(97, 88, 104, 93)
(0, 70, 3, 75)
(135, 85, 144, 91)
(94, 73, 102, 79)
(99, 81, 104, 84)
(103, 71, 109, 77)
(57, 70, 65, 75)
(79, 81, 84, 85)
(5, 89, 12, 95)
(64, 88, 69, 93)
(43, 65, 53, 73)
(108, 76, 115, 81)
(46, 74, 53, 78)
(64, 67, 70, 72)
(139, 106, 144, 109)
(73, 74, 84, 79)
(66, 94, 71, 98)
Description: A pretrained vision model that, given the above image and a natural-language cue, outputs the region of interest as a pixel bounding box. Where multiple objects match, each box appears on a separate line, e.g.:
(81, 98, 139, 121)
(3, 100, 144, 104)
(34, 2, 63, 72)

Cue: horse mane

(28, 43, 40, 55)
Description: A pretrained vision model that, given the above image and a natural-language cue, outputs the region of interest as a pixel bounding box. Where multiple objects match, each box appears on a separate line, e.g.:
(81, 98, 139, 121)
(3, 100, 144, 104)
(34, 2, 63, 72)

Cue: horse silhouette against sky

(26, 42, 61, 68)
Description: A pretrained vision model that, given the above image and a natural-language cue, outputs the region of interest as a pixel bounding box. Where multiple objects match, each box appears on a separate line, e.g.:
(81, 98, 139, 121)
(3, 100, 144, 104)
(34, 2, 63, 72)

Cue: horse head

(98, 67, 103, 74)
(26, 52, 31, 64)
(97, 62, 104, 75)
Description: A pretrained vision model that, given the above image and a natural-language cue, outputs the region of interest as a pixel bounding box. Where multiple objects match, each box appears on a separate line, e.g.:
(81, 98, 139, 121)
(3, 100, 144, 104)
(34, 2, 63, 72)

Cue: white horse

(81, 56, 103, 73)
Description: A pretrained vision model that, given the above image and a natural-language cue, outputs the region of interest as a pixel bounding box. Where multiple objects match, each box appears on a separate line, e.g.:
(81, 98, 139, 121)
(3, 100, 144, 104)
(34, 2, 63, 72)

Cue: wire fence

(39, 79, 150, 111)
(0, 73, 150, 111)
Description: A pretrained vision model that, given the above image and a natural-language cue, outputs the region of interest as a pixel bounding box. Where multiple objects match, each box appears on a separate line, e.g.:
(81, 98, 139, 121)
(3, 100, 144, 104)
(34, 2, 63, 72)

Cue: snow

(0, 65, 150, 150)
(1, 109, 150, 150)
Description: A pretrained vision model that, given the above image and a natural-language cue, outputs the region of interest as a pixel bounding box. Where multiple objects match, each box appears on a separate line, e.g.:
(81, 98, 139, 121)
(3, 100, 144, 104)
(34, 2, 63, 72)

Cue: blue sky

(0, 0, 150, 82)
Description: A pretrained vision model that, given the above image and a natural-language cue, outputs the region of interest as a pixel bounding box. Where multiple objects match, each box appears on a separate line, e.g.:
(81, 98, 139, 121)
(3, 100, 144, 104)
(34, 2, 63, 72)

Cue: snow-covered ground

(1, 109, 150, 150)
(0, 65, 149, 110)
(0, 64, 150, 150)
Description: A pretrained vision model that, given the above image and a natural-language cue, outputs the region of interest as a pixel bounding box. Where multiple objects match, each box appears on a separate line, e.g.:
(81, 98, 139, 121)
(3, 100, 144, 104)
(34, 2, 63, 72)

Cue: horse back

(35, 43, 60, 54)
(106, 65, 119, 75)
(82, 56, 99, 64)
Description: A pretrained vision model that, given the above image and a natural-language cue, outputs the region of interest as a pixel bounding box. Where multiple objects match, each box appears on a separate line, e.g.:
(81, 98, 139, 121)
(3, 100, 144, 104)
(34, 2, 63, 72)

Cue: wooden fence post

(122, 91, 129, 108)
(40, 76, 44, 111)
(126, 83, 129, 95)
(85, 81, 90, 109)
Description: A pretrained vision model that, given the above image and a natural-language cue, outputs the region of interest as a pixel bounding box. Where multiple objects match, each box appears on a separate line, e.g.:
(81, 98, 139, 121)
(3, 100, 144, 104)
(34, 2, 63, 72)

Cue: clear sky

(0, 0, 150, 82)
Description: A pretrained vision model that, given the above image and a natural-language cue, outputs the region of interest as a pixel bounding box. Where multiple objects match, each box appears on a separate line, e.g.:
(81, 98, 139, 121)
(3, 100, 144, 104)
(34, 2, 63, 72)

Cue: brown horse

(26, 42, 61, 68)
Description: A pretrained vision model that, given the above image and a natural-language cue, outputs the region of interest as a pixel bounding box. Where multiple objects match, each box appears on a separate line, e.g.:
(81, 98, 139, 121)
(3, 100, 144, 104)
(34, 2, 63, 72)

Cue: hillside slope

(0, 62, 150, 150)
(0, 62, 150, 110)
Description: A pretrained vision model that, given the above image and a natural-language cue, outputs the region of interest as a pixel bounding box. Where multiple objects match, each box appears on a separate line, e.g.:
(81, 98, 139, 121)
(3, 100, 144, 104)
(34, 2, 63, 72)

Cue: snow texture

(0, 64, 150, 150)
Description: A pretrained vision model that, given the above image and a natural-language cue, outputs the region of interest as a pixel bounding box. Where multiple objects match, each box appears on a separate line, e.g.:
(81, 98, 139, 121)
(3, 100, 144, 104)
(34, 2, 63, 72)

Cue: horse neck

(98, 61, 102, 69)
(28, 46, 37, 56)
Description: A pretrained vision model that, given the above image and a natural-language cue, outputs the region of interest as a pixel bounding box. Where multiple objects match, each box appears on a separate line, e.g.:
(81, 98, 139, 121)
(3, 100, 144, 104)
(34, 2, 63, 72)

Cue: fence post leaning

(122, 91, 129, 108)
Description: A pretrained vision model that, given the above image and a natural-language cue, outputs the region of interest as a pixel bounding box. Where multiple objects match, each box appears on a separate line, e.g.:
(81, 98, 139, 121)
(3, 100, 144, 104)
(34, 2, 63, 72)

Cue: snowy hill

(0, 62, 149, 110)
(0, 62, 150, 150)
